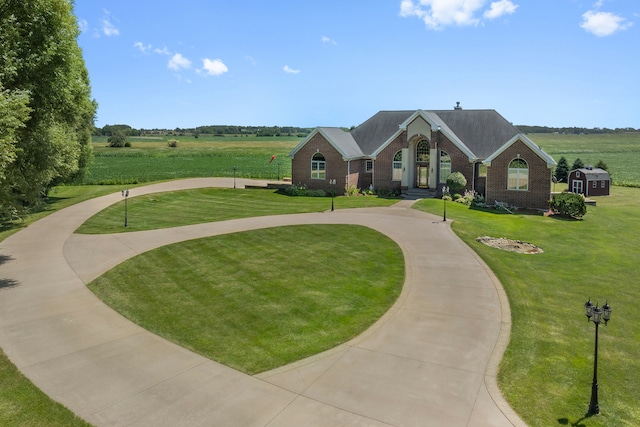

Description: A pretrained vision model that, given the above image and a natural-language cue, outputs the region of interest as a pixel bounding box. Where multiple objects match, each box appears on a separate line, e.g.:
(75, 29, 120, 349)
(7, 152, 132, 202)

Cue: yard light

(584, 298, 612, 416)
(121, 189, 129, 227)
(330, 179, 337, 211)
(233, 166, 237, 189)
(442, 185, 449, 222)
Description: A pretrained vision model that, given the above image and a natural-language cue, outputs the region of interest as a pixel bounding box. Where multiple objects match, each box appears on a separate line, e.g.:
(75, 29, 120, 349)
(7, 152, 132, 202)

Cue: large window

(392, 151, 403, 181)
(508, 158, 528, 190)
(311, 153, 326, 179)
(439, 151, 451, 182)
(416, 140, 429, 162)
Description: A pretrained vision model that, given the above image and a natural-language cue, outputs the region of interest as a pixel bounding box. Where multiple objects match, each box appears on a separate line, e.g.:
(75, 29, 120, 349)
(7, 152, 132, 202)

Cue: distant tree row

(93, 125, 314, 138)
(516, 125, 638, 134)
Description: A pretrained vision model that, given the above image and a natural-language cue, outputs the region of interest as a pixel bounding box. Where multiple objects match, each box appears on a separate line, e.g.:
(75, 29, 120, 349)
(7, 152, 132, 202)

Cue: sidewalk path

(0, 178, 526, 426)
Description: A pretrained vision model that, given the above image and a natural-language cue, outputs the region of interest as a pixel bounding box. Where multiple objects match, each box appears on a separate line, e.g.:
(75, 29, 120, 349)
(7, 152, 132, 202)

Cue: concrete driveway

(0, 178, 526, 426)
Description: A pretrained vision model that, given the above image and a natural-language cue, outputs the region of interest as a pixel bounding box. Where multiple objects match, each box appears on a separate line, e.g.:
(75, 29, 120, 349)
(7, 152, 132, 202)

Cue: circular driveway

(0, 178, 525, 426)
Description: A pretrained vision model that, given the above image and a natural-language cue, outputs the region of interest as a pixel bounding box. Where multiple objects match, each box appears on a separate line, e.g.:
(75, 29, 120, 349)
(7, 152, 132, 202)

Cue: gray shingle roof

(575, 168, 611, 181)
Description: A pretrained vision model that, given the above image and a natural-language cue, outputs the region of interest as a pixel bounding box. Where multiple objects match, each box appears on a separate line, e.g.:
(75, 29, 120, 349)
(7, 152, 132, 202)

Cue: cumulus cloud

(133, 41, 152, 54)
(399, 0, 519, 29)
(168, 53, 192, 70)
(580, 10, 632, 36)
(322, 36, 337, 45)
(199, 58, 229, 76)
(484, 0, 518, 20)
(283, 65, 301, 74)
(78, 19, 89, 33)
(154, 46, 171, 55)
(100, 9, 119, 36)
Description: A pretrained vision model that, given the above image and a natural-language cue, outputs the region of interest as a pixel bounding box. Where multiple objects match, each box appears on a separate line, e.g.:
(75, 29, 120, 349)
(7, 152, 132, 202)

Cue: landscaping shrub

(344, 185, 360, 197)
(446, 172, 467, 194)
(549, 192, 587, 218)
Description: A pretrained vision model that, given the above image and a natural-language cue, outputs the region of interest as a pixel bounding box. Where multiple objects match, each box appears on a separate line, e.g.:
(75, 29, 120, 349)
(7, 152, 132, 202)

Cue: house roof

(289, 108, 555, 167)
(572, 168, 610, 181)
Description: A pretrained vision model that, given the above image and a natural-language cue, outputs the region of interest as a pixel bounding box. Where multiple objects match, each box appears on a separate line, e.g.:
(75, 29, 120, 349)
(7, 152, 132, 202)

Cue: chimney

(454, 101, 462, 110)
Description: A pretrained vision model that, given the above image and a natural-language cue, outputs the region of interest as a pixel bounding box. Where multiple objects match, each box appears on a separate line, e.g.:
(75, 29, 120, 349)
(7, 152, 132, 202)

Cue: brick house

(568, 167, 611, 196)
(289, 107, 557, 210)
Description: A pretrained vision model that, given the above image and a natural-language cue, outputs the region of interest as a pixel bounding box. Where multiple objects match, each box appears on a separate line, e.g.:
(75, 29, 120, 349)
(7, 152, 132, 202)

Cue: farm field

(85, 135, 299, 184)
(85, 132, 640, 187)
(527, 132, 640, 186)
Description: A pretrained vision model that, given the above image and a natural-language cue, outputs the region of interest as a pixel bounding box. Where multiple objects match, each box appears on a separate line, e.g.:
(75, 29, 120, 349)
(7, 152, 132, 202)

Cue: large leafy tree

(0, 0, 96, 218)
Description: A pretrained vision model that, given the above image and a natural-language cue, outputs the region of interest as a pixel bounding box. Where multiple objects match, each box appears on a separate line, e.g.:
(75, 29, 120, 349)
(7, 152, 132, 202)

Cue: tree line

(516, 125, 638, 134)
(1, 0, 96, 219)
(93, 125, 314, 138)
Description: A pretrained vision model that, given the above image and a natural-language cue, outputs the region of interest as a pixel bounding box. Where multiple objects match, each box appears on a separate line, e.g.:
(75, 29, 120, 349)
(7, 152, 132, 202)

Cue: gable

(289, 128, 364, 160)
(484, 134, 556, 168)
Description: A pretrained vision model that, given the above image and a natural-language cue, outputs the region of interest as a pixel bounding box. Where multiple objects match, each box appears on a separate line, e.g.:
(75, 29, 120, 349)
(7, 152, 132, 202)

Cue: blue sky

(74, 1, 638, 130)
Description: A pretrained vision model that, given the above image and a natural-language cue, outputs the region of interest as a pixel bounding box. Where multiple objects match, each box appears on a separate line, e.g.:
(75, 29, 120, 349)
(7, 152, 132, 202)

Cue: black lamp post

(584, 298, 612, 415)
(121, 189, 129, 227)
(442, 185, 449, 222)
(329, 179, 336, 211)
(233, 166, 237, 189)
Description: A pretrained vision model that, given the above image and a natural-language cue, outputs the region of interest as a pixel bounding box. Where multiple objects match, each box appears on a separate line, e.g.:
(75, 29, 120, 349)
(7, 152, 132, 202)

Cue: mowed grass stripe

(88, 224, 405, 374)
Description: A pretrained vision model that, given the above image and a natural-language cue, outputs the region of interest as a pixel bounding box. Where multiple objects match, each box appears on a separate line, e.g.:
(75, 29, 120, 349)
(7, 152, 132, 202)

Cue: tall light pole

(121, 189, 129, 227)
(584, 298, 612, 415)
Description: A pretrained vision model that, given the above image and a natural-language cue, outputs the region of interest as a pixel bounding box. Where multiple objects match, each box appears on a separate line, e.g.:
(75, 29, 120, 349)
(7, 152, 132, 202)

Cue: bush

(549, 192, 587, 219)
(167, 139, 179, 148)
(446, 172, 467, 194)
(282, 184, 308, 196)
(344, 185, 360, 197)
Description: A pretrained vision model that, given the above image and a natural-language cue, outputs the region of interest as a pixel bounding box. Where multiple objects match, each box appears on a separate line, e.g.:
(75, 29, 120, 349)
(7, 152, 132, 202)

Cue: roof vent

(454, 101, 462, 110)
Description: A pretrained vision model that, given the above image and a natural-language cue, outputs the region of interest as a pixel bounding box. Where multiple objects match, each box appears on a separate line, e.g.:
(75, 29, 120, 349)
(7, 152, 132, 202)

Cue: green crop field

(527, 132, 640, 187)
(84, 135, 300, 185)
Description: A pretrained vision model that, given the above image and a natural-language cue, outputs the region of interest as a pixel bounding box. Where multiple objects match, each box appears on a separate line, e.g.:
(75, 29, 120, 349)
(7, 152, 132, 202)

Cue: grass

(528, 132, 640, 187)
(76, 188, 399, 234)
(413, 187, 640, 426)
(88, 224, 405, 374)
(85, 135, 300, 184)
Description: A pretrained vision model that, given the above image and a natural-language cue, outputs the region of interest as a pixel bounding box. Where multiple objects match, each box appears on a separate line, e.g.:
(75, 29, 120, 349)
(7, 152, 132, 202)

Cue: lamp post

(233, 166, 237, 189)
(584, 298, 612, 415)
(442, 185, 449, 222)
(121, 189, 129, 227)
(329, 179, 336, 211)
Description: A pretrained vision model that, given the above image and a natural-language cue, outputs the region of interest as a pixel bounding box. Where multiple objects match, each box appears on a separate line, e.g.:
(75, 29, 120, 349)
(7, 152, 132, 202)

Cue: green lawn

(88, 224, 405, 374)
(76, 188, 398, 234)
(414, 187, 640, 426)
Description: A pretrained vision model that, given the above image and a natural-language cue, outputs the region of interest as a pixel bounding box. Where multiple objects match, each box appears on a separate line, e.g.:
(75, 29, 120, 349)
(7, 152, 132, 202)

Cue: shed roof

(573, 168, 611, 181)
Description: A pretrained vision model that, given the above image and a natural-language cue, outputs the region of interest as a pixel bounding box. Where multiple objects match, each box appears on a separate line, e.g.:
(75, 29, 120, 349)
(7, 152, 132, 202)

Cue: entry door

(417, 166, 429, 188)
(572, 180, 583, 194)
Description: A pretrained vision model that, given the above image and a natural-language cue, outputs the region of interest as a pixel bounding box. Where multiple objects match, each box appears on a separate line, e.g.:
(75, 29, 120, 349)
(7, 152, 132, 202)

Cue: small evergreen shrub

(549, 192, 587, 219)
(446, 172, 467, 194)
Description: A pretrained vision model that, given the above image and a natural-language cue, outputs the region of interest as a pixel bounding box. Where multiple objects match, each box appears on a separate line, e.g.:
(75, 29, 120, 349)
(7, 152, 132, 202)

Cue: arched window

(311, 153, 326, 179)
(416, 140, 429, 162)
(508, 158, 528, 190)
(439, 151, 451, 182)
(392, 151, 403, 181)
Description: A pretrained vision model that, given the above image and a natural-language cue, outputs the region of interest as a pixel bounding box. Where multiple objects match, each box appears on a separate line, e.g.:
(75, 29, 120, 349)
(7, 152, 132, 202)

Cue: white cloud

(78, 19, 89, 33)
(100, 10, 119, 36)
(168, 53, 192, 70)
(484, 0, 518, 20)
(154, 46, 171, 55)
(283, 65, 301, 74)
(134, 41, 152, 54)
(400, 0, 519, 29)
(199, 58, 229, 76)
(580, 10, 632, 36)
(322, 36, 337, 45)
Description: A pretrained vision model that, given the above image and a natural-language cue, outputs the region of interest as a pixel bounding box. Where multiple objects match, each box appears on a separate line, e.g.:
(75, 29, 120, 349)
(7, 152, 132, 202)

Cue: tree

(108, 131, 127, 148)
(595, 160, 609, 171)
(571, 158, 584, 171)
(0, 0, 96, 218)
(554, 156, 569, 182)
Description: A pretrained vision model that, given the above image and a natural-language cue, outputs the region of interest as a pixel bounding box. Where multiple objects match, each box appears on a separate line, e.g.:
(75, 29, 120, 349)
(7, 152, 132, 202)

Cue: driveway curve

(0, 178, 526, 426)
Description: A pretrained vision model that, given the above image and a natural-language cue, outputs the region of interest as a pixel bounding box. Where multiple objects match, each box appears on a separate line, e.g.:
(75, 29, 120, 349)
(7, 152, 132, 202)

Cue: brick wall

(373, 131, 407, 193)
(291, 132, 348, 194)
(485, 139, 552, 209)
(435, 133, 474, 191)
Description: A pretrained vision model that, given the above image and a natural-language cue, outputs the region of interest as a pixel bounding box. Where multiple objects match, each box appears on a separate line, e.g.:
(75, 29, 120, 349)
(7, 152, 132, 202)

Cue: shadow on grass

(558, 413, 595, 426)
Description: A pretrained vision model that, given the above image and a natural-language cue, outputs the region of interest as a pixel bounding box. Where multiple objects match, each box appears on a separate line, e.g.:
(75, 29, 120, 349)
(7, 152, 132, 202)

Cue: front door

(417, 166, 429, 188)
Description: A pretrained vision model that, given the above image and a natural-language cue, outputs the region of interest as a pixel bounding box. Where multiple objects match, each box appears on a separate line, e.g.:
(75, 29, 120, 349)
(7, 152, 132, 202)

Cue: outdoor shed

(568, 167, 611, 196)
